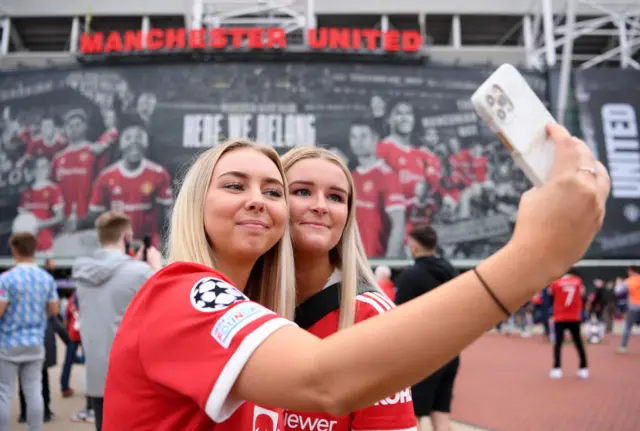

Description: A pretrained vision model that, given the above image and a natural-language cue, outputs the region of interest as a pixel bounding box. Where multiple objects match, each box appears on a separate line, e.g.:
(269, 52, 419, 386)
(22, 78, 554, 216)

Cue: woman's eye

(328, 194, 344, 203)
(265, 189, 283, 198)
(223, 183, 244, 191)
(292, 188, 311, 197)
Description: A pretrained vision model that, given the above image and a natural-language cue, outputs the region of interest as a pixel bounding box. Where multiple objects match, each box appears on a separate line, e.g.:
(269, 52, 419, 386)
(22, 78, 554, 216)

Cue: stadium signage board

(79, 27, 423, 55)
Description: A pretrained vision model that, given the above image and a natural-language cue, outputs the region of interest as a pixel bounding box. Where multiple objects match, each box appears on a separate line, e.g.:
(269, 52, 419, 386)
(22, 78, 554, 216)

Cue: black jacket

(44, 316, 71, 368)
(395, 255, 461, 375)
(395, 255, 459, 306)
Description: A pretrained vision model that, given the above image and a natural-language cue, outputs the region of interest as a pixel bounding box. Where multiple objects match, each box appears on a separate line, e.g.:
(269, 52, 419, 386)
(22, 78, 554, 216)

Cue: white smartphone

(471, 63, 556, 187)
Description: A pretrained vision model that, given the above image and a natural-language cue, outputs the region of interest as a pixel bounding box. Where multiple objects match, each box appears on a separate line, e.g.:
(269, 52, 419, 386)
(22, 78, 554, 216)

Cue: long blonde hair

(281, 147, 380, 329)
(167, 139, 296, 320)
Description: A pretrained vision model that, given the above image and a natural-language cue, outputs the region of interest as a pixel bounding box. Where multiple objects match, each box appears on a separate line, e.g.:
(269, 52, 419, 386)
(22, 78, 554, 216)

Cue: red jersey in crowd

(532, 291, 544, 306)
(66, 294, 82, 342)
(103, 262, 293, 431)
(286, 272, 417, 431)
(352, 160, 405, 258)
(19, 126, 68, 160)
(376, 137, 441, 199)
(18, 181, 64, 252)
(89, 159, 172, 247)
(378, 279, 396, 302)
(549, 274, 584, 322)
(51, 143, 97, 218)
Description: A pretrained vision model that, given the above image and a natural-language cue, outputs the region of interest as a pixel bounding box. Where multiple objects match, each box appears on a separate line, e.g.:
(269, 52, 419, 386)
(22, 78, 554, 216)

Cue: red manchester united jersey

(18, 181, 64, 251)
(376, 137, 441, 199)
(20, 126, 68, 160)
(89, 159, 172, 247)
(286, 274, 417, 431)
(51, 143, 96, 218)
(352, 161, 405, 258)
(103, 262, 294, 431)
(549, 274, 584, 322)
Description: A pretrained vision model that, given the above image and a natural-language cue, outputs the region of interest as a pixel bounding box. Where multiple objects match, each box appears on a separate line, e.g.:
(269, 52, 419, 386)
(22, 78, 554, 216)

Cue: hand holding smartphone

(471, 63, 556, 186)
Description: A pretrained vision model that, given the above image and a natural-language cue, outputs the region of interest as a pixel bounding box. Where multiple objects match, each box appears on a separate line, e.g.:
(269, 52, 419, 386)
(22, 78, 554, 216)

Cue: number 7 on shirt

(562, 285, 576, 307)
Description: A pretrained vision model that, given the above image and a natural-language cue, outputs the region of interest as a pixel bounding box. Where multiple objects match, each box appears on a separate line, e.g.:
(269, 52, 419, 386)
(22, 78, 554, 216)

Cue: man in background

(616, 265, 640, 354)
(395, 226, 460, 431)
(72, 211, 161, 431)
(0, 232, 59, 431)
(548, 271, 589, 380)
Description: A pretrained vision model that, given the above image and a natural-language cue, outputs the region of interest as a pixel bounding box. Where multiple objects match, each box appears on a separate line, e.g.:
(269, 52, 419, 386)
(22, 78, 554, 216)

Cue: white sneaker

(549, 368, 563, 379)
(617, 346, 628, 354)
(577, 368, 589, 380)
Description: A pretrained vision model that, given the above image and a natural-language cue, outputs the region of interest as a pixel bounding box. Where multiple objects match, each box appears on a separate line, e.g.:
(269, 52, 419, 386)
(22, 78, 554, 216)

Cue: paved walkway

(452, 331, 640, 431)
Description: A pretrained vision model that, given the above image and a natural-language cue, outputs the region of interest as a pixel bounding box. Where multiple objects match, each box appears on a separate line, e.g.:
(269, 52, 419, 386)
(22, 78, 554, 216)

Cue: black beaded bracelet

(473, 268, 511, 318)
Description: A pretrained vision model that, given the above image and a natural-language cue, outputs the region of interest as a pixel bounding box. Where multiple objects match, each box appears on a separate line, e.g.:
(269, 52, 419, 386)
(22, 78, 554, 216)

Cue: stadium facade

(0, 0, 638, 270)
(1, 0, 638, 71)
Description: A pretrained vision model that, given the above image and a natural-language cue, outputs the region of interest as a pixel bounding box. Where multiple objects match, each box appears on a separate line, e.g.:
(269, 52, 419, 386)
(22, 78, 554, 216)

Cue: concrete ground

(452, 325, 640, 431)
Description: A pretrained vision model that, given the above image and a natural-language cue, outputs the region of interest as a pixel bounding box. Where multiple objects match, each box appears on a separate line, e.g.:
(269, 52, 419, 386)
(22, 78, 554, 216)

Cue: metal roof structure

(0, 0, 637, 70)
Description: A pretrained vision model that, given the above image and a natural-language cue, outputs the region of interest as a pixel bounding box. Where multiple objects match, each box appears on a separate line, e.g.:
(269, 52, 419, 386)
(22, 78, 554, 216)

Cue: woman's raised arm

(231, 123, 610, 415)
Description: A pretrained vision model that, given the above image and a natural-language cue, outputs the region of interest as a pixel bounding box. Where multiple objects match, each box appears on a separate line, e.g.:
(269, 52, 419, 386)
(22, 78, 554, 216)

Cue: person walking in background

(375, 265, 396, 301)
(601, 280, 618, 334)
(60, 293, 81, 398)
(0, 232, 60, 431)
(548, 271, 589, 380)
(395, 226, 460, 431)
(18, 316, 70, 423)
(616, 266, 640, 354)
(73, 211, 161, 431)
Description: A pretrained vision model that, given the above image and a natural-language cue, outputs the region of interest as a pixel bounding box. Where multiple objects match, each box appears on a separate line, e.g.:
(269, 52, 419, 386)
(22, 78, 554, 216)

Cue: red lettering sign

(79, 27, 423, 55)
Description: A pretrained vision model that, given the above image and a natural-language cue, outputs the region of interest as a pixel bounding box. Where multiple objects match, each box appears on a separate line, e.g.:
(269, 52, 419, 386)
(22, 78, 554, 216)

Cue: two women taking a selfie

(102, 123, 610, 431)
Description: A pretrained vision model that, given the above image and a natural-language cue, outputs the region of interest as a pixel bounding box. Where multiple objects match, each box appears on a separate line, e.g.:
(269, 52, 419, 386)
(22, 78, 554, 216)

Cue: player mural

(0, 62, 550, 260)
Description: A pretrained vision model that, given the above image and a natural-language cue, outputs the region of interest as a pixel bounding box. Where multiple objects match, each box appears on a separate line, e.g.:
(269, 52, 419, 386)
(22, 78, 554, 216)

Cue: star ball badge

(190, 277, 248, 312)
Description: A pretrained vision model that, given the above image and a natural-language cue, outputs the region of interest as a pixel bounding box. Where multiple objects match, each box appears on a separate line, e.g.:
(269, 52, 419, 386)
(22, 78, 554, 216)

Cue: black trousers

(553, 321, 588, 369)
(18, 366, 51, 418)
(89, 397, 104, 431)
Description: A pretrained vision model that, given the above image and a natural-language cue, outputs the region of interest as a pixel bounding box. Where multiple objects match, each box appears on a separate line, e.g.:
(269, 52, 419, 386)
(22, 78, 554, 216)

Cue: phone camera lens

(497, 109, 506, 120)
(486, 95, 495, 106)
(497, 94, 508, 106)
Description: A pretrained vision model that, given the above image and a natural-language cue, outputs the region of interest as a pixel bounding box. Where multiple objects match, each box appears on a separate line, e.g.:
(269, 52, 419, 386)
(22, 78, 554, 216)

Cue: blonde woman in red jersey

(104, 124, 609, 431)
(281, 147, 416, 431)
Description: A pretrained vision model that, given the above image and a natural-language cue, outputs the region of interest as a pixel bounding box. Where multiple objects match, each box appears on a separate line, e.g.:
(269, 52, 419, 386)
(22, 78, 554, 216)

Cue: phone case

(471, 63, 556, 186)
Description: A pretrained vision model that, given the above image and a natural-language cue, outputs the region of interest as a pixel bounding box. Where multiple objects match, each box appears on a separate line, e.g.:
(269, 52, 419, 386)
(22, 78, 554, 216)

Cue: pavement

(452, 324, 640, 431)
(6, 321, 638, 431)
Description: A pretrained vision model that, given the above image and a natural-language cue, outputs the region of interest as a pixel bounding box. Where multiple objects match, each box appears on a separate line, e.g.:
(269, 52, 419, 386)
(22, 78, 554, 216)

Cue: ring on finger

(578, 166, 597, 177)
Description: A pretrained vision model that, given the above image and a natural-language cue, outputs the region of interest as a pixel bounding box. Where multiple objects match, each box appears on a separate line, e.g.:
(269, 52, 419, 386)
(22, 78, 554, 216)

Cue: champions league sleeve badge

(190, 277, 248, 312)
